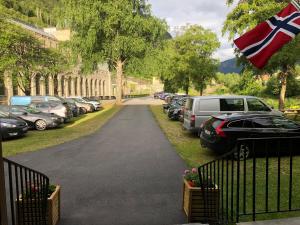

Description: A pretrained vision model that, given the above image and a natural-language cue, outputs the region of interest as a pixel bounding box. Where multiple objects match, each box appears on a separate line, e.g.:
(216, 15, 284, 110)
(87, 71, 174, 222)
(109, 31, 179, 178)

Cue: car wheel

(234, 143, 250, 160)
(35, 119, 47, 131)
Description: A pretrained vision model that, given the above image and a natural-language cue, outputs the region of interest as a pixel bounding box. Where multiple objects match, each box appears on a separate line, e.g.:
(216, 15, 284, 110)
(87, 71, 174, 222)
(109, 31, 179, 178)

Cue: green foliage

(265, 75, 300, 97)
(0, 19, 65, 95)
(60, 0, 167, 73)
(223, 0, 300, 109)
(216, 72, 241, 90)
(0, 0, 59, 26)
(234, 71, 264, 96)
(150, 25, 220, 94)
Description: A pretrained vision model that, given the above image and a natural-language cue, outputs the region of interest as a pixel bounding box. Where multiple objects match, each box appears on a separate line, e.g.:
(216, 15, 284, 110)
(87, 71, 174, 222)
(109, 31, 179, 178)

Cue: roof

(190, 95, 258, 99)
(213, 113, 283, 121)
(9, 19, 57, 41)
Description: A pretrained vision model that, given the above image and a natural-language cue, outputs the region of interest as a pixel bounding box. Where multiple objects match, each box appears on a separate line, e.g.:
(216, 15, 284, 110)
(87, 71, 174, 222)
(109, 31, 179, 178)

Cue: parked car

(65, 98, 88, 114)
(29, 101, 72, 122)
(154, 92, 163, 99)
(0, 111, 28, 139)
(0, 105, 63, 131)
(183, 95, 283, 133)
(66, 97, 94, 113)
(200, 113, 300, 159)
(167, 98, 189, 121)
(10, 96, 73, 122)
(80, 97, 101, 111)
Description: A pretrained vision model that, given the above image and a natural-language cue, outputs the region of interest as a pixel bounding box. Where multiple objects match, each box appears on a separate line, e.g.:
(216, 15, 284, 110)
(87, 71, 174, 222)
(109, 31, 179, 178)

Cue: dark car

(167, 98, 188, 120)
(200, 114, 300, 159)
(0, 105, 64, 131)
(0, 111, 28, 139)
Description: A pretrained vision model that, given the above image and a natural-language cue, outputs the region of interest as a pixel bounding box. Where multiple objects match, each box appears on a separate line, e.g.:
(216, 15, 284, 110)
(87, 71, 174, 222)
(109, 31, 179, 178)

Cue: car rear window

(220, 99, 244, 111)
(205, 118, 223, 131)
(228, 120, 244, 128)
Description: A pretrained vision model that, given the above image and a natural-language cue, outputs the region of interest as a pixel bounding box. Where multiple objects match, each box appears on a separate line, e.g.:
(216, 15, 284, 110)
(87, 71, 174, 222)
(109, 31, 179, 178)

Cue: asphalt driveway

(10, 105, 187, 225)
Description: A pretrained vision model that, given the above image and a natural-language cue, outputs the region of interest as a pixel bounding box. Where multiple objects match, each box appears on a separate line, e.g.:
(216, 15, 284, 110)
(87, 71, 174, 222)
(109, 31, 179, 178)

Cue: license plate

(204, 129, 211, 135)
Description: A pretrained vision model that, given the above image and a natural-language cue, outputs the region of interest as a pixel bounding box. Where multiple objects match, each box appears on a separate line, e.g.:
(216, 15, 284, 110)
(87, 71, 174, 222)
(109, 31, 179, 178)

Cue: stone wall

(2, 68, 113, 104)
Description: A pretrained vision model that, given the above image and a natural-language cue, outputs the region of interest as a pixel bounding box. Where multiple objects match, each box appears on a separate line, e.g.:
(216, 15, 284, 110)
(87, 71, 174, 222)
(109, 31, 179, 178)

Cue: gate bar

(0, 127, 8, 225)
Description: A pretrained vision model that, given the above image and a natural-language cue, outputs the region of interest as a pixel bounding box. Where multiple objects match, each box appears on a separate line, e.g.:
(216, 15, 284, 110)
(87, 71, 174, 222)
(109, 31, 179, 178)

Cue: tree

(223, 0, 300, 110)
(0, 19, 64, 95)
(164, 25, 220, 95)
(61, 0, 167, 104)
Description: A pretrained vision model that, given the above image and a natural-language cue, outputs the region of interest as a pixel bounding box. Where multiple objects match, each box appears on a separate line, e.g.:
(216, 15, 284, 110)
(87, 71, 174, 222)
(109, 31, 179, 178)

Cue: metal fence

(198, 136, 300, 225)
(3, 157, 49, 225)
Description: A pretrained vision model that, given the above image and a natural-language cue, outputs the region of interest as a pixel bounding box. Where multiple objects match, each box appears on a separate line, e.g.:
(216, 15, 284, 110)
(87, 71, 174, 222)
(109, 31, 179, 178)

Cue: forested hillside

(0, 0, 59, 26)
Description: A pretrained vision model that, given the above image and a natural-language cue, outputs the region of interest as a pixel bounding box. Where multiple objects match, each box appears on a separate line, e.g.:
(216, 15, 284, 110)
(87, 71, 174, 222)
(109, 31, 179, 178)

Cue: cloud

(148, 0, 236, 61)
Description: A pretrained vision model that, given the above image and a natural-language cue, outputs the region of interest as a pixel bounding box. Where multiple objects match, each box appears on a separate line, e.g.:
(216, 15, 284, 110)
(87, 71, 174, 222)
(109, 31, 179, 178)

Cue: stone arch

(68, 77, 72, 96)
(54, 75, 59, 96)
(90, 79, 93, 97)
(102, 80, 106, 97)
(61, 75, 65, 96)
(76, 76, 82, 97)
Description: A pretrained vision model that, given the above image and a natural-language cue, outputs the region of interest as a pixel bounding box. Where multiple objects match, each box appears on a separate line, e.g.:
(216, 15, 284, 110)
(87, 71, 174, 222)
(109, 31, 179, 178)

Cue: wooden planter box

(16, 185, 61, 225)
(182, 179, 219, 223)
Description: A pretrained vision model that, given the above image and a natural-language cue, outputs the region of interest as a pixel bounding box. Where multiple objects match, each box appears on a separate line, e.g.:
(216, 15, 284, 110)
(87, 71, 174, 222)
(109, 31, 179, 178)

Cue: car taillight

(215, 120, 227, 137)
(191, 115, 196, 127)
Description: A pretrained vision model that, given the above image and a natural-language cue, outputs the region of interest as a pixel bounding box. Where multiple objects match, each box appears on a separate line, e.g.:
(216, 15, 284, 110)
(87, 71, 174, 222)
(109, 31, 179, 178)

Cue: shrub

(265, 75, 300, 97)
(233, 71, 264, 96)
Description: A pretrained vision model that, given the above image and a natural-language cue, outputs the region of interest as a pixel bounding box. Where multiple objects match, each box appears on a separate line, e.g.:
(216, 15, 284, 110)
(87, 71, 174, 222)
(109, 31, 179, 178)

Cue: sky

(148, 0, 236, 62)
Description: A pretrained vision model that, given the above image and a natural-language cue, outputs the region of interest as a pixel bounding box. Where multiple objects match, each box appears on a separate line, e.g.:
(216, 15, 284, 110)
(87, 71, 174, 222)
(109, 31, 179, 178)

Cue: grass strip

(3, 104, 122, 157)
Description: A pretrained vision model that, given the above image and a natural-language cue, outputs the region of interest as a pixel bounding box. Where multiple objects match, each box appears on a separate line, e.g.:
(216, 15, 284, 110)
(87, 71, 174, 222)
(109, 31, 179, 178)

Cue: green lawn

(150, 105, 300, 222)
(3, 104, 122, 157)
(150, 105, 217, 167)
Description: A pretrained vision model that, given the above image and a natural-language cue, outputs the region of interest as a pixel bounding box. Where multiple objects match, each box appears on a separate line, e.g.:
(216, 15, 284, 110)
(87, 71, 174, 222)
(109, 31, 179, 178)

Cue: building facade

(1, 20, 113, 104)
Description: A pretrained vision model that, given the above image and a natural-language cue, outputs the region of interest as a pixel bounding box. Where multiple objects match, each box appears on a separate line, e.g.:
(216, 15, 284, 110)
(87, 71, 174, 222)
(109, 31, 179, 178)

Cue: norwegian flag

(234, 0, 300, 69)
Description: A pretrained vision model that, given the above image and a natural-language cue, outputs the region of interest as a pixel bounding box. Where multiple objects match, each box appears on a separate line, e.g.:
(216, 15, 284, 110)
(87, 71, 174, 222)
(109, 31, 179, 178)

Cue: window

(185, 98, 194, 110)
(220, 99, 244, 111)
(252, 118, 276, 128)
(198, 99, 219, 111)
(243, 120, 253, 128)
(271, 117, 300, 129)
(247, 98, 271, 112)
(228, 120, 244, 128)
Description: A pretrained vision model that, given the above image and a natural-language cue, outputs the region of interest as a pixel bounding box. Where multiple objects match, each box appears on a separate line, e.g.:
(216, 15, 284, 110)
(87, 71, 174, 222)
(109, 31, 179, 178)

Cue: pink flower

(192, 168, 198, 173)
(184, 170, 190, 175)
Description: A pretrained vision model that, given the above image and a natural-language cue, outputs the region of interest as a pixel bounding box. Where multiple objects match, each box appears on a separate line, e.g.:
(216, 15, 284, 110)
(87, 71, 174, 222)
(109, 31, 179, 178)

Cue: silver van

(183, 95, 282, 133)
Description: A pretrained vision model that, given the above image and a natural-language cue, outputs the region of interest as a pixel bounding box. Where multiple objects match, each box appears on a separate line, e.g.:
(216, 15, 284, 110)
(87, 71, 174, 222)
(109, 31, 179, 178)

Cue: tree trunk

(200, 88, 203, 96)
(279, 71, 288, 111)
(116, 59, 124, 105)
(185, 86, 189, 95)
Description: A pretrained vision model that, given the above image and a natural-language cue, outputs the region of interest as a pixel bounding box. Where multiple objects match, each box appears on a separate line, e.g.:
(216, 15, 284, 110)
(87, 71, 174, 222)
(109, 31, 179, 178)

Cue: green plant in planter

(184, 168, 201, 187)
(23, 183, 56, 199)
(184, 168, 215, 188)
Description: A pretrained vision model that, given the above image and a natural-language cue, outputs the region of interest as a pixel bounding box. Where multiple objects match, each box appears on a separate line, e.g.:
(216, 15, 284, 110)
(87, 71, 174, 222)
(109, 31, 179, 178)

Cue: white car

(71, 97, 101, 111)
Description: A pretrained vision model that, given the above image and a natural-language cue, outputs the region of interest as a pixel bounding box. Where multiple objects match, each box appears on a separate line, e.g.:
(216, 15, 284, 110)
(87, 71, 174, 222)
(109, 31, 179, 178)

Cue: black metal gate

(3, 158, 49, 225)
(198, 136, 300, 225)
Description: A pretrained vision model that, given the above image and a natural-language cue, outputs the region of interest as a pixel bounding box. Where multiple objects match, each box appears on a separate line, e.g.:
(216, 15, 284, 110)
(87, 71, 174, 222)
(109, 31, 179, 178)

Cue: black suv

(200, 114, 300, 158)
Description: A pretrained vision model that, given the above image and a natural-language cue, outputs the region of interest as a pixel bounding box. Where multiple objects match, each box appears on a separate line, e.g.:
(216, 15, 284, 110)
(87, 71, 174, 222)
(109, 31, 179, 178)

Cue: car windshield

(74, 98, 85, 103)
